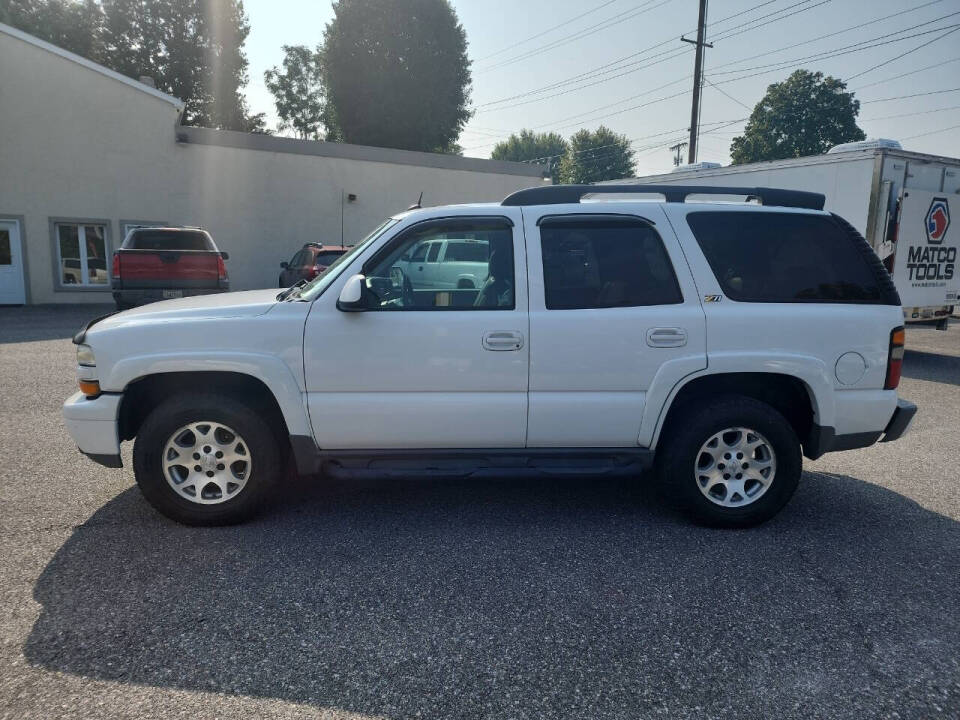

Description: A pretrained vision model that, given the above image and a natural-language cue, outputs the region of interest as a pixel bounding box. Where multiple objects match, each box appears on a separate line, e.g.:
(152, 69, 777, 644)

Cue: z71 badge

(704, 295, 723, 302)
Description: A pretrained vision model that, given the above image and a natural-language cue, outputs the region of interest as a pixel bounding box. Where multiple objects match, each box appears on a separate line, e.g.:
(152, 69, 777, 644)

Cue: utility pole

(669, 141, 688, 167)
(682, 0, 712, 164)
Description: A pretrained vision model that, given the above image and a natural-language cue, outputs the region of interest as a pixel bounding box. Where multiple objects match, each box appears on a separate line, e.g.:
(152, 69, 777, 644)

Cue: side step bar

(289, 438, 653, 479)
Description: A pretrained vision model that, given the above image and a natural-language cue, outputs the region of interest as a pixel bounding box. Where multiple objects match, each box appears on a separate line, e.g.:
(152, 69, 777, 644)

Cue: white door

(523, 208, 707, 447)
(0, 220, 26, 305)
(304, 211, 529, 449)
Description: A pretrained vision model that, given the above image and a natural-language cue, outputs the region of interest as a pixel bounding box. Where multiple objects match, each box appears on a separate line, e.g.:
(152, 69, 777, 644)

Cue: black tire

(655, 395, 802, 528)
(133, 392, 282, 525)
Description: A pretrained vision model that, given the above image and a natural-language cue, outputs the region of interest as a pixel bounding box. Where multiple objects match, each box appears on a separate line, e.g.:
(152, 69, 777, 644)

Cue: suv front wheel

(657, 395, 802, 527)
(133, 392, 282, 525)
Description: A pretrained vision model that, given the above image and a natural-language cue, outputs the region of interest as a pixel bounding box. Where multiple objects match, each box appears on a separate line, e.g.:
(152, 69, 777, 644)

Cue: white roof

(0, 21, 184, 110)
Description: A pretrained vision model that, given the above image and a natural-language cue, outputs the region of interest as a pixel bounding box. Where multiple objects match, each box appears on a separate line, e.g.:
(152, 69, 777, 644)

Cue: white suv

(392, 237, 491, 290)
(63, 184, 916, 527)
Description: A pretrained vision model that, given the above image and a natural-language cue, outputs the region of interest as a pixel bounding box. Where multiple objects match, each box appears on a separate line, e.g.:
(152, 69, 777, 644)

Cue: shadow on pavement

(902, 349, 960, 387)
(24, 472, 960, 718)
(0, 305, 114, 344)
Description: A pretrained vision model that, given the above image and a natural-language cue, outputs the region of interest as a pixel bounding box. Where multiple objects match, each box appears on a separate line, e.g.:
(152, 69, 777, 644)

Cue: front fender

(104, 352, 313, 438)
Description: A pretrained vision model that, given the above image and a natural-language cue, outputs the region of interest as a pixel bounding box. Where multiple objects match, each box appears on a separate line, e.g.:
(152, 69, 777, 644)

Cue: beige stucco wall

(0, 28, 544, 304)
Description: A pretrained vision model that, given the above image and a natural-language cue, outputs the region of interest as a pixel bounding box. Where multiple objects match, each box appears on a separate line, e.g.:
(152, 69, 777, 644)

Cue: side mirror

(336, 273, 367, 312)
(220, 251, 230, 261)
(280, 261, 288, 268)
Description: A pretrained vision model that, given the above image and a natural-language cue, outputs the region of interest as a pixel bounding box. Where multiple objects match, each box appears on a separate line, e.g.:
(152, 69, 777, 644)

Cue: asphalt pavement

(1, 305, 958, 719)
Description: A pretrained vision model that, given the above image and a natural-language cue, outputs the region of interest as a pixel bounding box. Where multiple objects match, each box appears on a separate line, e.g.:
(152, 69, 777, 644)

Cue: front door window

(366, 218, 514, 309)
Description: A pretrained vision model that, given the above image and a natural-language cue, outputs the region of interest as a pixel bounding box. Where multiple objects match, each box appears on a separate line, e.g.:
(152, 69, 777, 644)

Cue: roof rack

(501, 184, 825, 211)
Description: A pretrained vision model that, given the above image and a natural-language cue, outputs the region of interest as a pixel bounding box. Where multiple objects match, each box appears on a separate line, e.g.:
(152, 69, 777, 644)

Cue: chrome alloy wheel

(695, 427, 777, 508)
(162, 422, 251, 504)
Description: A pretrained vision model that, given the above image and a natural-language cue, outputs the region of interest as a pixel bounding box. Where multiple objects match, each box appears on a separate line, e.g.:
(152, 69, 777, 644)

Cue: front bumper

(880, 398, 918, 443)
(62, 391, 123, 468)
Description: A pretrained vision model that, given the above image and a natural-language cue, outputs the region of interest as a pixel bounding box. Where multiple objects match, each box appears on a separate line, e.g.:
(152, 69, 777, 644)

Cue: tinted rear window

(127, 230, 213, 251)
(687, 212, 884, 303)
(540, 216, 682, 309)
(314, 251, 344, 265)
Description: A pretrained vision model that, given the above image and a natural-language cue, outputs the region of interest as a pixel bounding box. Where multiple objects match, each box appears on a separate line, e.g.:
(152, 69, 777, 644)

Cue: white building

(0, 22, 546, 305)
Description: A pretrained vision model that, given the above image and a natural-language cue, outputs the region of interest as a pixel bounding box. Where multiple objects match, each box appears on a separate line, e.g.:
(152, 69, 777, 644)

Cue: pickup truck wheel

(133, 393, 281, 525)
(656, 395, 801, 528)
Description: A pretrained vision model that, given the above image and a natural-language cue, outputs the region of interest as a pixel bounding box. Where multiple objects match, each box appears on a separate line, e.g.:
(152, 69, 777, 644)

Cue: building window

(55, 222, 110, 287)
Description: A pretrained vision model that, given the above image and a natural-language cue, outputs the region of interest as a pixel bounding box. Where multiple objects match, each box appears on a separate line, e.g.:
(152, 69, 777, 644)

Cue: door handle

(646, 327, 687, 348)
(483, 331, 524, 351)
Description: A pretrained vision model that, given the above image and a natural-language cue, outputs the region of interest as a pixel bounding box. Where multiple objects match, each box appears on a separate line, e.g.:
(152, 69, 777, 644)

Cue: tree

(730, 70, 865, 164)
(264, 45, 325, 139)
(491, 129, 567, 183)
(3, 0, 263, 132)
(320, 0, 471, 152)
(558, 126, 634, 184)
(0, 0, 104, 61)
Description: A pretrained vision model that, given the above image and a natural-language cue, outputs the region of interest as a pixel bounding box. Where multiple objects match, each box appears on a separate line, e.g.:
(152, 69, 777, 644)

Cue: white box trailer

(608, 145, 959, 328)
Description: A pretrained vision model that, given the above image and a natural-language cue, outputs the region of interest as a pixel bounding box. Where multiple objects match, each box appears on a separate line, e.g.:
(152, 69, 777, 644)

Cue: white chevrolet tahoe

(63, 185, 917, 527)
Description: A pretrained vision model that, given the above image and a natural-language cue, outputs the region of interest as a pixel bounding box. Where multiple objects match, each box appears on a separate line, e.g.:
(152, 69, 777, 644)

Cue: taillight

(217, 255, 228, 280)
(111, 253, 120, 279)
(884, 326, 905, 390)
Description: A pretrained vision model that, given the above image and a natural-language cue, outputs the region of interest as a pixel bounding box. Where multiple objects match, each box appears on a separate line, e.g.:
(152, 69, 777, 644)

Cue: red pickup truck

(112, 227, 230, 309)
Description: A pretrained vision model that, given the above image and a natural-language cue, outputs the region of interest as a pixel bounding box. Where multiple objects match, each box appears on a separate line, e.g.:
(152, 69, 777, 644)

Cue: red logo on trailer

(925, 197, 950, 245)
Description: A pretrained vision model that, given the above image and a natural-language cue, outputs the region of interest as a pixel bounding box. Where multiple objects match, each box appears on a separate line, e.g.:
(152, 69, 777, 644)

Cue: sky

(242, 0, 960, 174)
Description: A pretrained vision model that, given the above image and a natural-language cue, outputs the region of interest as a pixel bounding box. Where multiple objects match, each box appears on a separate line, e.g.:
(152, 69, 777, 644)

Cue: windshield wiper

(276, 279, 308, 301)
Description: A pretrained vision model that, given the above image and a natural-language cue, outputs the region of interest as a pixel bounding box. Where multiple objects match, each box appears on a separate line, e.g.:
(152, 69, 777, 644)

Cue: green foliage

(0, 0, 104, 60)
(320, 0, 472, 152)
(264, 45, 325, 139)
(730, 70, 865, 164)
(2, 0, 262, 132)
(491, 129, 567, 183)
(558, 126, 634, 184)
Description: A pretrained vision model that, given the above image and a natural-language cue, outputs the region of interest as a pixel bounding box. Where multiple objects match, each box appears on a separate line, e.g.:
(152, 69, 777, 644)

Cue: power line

(705, 0, 944, 76)
(852, 55, 960, 91)
(473, 0, 621, 63)
(476, 0, 823, 110)
(469, 0, 928, 147)
(464, 3, 958, 156)
(901, 121, 960, 141)
(477, 0, 669, 73)
(861, 88, 960, 103)
(704, 77, 752, 110)
(862, 104, 960, 122)
(709, 11, 960, 78)
(843, 25, 960, 82)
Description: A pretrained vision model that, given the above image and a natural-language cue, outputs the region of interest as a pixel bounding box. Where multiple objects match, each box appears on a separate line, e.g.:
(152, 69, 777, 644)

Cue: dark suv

(279, 244, 346, 287)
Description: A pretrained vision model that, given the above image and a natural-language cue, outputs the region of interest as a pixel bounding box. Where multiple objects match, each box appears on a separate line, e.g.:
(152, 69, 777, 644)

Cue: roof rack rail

(501, 184, 825, 211)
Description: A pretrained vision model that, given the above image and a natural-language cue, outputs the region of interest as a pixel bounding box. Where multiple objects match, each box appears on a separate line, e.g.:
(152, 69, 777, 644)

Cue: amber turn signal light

(78, 379, 101, 397)
(884, 326, 905, 390)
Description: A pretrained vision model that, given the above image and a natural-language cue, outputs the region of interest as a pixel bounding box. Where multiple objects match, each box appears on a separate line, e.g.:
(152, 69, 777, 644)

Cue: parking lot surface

(1, 305, 958, 719)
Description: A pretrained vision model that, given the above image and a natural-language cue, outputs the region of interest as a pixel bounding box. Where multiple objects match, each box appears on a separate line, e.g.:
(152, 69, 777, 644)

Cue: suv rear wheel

(656, 395, 801, 527)
(133, 392, 281, 525)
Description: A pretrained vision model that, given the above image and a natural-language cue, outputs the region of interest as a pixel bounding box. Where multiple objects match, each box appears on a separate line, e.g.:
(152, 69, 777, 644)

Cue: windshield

(297, 219, 398, 301)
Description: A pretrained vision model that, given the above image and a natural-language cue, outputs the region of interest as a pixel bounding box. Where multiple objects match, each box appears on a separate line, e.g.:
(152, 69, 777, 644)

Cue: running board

(290, 443, 654, 480)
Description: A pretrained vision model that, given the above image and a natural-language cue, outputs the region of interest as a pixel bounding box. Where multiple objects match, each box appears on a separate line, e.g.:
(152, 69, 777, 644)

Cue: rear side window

(444, 241, 488, 263)
(687, 212, 885, 303)
(127, 229, 212, 251)
(539, 216, 682, 309)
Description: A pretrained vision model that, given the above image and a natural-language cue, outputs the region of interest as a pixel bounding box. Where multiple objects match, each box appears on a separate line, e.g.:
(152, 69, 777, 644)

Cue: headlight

(76, 344, 96, 367)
